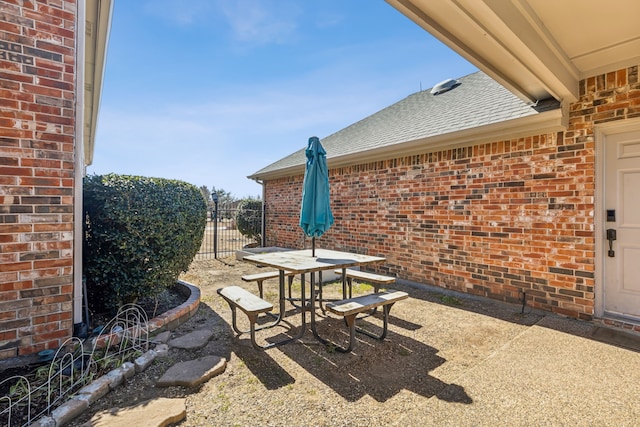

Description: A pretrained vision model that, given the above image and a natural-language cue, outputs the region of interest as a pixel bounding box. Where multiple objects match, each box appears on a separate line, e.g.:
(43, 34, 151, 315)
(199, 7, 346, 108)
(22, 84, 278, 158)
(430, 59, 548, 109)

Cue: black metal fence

(196, 206, 262, 260)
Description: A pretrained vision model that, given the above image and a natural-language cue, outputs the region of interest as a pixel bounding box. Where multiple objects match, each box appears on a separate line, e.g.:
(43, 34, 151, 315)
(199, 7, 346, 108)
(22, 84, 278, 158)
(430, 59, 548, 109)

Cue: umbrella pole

(312, 236, 315, 257)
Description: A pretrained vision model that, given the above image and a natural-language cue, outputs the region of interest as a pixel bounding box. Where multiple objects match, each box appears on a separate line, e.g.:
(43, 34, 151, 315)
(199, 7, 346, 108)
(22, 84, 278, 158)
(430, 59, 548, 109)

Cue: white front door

(604, 129, 640, 319)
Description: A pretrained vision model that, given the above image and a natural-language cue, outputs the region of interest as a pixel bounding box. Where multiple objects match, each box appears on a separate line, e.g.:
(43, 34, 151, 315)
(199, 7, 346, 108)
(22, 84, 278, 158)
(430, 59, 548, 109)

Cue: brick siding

(264, 64, 640, 321)
(0, 0, 76, 359)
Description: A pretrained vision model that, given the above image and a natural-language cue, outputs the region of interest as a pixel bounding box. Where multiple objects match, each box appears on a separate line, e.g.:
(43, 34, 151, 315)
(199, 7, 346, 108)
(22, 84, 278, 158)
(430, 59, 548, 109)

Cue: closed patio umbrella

(300, 136, 334, 256)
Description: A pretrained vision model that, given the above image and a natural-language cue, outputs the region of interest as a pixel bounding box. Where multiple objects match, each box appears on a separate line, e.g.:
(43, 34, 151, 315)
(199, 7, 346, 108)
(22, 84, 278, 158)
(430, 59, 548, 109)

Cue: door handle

(606, 228, 617, 257)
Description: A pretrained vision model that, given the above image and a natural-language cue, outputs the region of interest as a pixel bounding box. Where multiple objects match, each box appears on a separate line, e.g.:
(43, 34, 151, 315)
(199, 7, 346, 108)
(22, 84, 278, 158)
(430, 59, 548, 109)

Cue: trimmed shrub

(83, 174, 207, 312)
(235, 198, 262, 244)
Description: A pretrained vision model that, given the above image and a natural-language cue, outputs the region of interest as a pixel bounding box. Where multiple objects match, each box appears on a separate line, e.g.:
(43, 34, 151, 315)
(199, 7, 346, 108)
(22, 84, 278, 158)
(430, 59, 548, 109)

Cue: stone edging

(31, 280, 201, 427)
(148, 280, 201, 333)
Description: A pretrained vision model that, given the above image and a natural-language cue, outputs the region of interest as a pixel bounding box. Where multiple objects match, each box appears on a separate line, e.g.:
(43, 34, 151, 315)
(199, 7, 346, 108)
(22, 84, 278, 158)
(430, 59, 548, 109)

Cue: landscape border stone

(147, 280, 201, 334)
(81, 397, 187, 427)
(156, 355, 227, 388)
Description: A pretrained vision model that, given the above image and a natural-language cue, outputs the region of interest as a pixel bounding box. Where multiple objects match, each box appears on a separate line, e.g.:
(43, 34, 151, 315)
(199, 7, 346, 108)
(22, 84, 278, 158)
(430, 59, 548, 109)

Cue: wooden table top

(243, 248, 385, 274)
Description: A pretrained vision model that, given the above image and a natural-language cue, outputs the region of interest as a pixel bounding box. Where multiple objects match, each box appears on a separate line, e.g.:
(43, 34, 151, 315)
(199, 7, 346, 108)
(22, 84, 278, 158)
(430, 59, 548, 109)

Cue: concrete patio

(68, 258, 640, 426)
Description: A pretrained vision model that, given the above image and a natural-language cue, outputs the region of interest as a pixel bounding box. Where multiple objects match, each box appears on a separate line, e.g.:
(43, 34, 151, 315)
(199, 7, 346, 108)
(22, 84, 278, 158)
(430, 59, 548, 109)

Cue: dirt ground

(67, 255, 546, 426)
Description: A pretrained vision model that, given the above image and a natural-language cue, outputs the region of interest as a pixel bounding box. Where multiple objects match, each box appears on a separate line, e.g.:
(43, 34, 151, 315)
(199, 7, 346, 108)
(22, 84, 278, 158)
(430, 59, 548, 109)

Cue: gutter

(84, 0, 114, 166)
(73, 0, 88, 331)
(251, 178, 267, 247)
(73, 0, 114, 332)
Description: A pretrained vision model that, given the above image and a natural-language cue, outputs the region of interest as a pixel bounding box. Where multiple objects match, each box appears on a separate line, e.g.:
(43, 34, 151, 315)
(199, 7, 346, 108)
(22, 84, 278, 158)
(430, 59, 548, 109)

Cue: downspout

(73, 0, 113, 334)
(73, 0, 87, 332)
(253, 179, 266, 247)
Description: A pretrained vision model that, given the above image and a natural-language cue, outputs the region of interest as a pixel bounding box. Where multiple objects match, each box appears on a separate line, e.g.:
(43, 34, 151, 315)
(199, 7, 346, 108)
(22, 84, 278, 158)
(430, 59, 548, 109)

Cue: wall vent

(430, 78, 460, 95)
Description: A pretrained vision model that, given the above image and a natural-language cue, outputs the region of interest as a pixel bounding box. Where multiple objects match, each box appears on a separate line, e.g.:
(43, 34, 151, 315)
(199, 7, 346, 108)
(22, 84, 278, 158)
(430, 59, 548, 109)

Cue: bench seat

(333, 269, 395, 296)
(217, 286, 274, 350)
(314, 290, 408, 353)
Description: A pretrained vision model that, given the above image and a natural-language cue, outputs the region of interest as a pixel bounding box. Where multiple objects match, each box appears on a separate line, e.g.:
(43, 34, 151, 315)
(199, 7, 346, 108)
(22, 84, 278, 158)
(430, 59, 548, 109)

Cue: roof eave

(83, 0, 113, 167)
(248, 108, 565, 182)
(385, 0, 580, 103)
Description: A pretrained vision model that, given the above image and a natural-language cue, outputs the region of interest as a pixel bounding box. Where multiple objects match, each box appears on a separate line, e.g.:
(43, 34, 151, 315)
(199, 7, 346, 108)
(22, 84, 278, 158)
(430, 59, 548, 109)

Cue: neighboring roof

(249, 71, 562, 181)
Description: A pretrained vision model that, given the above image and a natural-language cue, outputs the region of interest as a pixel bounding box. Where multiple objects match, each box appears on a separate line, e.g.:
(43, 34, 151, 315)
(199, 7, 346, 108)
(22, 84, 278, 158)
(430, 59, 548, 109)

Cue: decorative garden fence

(0, 305, 149, 427)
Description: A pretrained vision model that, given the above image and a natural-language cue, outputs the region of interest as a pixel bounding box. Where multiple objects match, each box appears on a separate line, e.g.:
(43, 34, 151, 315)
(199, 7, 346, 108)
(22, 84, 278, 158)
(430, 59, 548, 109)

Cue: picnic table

(244, 248, 386, 312)
(220, 249, 406, 352)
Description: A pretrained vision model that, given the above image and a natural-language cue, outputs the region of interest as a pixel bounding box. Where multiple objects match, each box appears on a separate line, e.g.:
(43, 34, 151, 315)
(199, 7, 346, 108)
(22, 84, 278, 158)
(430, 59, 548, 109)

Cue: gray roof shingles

(249, 71, 559, 179)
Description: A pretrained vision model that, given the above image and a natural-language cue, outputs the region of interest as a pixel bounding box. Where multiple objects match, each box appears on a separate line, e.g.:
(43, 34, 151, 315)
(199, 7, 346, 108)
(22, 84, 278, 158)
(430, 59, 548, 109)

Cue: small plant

(264, 290, 279, 301)
(217, 392, 231, 412)
(397, 347, 411, 357)
(289, 281, 302, 293)
(439, 295, 462, 306)
(351, 282, 374, 294)
(8, 378, 30, 405)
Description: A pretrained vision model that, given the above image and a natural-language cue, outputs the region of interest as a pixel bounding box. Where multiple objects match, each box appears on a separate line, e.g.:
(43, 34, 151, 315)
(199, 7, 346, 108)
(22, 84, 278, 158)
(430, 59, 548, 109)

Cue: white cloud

(96, 1, 477, 197)
(141, 0, 304, 47)
(216, 0, 302, 44)
(142, 0, 216, 26)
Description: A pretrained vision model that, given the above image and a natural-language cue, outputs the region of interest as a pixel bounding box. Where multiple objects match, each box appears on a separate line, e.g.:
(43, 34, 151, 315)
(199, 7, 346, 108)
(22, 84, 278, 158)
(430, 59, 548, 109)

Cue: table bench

(333, 269, 395, 297)
(217, 286, 276, 350)
(313, 289, 408, 353)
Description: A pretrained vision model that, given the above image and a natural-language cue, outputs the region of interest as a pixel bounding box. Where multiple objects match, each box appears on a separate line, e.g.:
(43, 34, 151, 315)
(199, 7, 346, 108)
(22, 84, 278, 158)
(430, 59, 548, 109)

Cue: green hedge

(83, 174, 207, 312)
(236, 198, 262, 244)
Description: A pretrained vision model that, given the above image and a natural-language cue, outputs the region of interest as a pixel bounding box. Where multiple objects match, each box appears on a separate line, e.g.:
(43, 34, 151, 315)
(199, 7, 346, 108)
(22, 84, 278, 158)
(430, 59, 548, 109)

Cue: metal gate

(196, 206, 262, 260)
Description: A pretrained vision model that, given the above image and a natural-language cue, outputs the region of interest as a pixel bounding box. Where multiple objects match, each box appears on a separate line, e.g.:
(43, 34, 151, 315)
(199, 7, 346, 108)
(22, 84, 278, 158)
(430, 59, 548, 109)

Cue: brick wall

(264, 64, 640, 321)
(0, 0, 77, 359)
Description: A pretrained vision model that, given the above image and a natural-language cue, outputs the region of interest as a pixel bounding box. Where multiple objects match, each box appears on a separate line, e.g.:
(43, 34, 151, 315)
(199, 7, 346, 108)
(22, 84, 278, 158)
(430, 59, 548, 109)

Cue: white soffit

(528, 0, 640, 77)
(386, 0, 640, 103)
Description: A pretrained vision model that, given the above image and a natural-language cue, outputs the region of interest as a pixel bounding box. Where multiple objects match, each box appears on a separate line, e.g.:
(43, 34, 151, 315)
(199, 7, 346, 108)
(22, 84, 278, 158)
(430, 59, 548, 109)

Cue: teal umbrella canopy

(300, 136, 334, 251)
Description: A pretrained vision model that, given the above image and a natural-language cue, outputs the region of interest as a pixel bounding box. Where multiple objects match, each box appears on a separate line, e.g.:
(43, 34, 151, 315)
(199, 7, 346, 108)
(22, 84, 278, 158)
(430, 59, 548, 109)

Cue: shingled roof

(248, 71, 561, 181)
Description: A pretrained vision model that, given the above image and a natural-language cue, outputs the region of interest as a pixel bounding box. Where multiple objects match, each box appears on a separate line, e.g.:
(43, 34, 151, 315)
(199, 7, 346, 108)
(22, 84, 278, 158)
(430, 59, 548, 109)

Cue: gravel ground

(67, 256, 545, 426)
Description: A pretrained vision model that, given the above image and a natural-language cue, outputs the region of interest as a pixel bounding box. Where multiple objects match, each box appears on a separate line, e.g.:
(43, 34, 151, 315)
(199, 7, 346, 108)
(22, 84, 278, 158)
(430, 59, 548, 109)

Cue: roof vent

(430, 78, 460, 95)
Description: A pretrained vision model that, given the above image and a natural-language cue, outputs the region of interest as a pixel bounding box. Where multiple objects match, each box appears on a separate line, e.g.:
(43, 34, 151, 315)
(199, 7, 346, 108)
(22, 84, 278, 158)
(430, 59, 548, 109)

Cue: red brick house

(0, 0, 112, 361)
(249, 1, 640, 328)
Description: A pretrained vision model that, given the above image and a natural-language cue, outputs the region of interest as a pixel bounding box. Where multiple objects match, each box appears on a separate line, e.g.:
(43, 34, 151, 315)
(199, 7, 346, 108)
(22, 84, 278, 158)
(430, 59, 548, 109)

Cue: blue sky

(90, 0, 476, 199)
